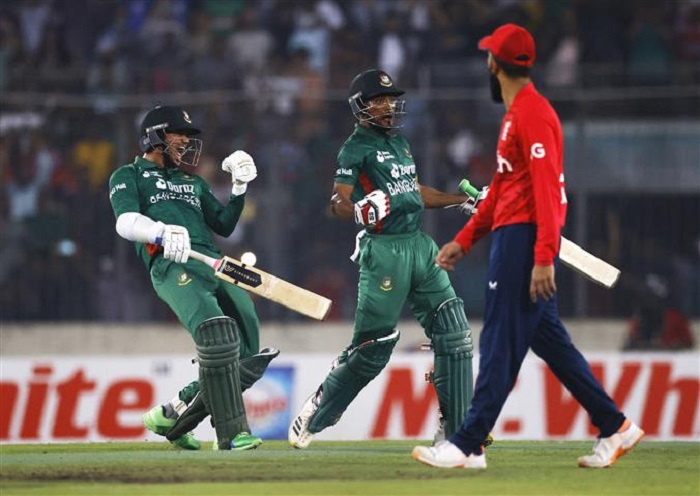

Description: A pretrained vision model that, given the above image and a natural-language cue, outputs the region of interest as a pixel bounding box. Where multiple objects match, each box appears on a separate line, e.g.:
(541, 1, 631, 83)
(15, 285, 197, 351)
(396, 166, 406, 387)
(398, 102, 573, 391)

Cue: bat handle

(154, 237, 221, 270)
(458, 179, 480, 198)
(188, 250, 221, 270)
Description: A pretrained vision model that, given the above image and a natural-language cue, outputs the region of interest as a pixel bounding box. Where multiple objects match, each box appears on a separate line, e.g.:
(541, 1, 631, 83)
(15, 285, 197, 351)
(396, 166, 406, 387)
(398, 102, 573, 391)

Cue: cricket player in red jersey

(412, 24, 644, 469)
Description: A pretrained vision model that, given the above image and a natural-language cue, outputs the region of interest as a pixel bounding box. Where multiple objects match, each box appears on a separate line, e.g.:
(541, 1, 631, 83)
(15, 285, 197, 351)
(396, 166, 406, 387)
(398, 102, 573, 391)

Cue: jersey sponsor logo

(336, 167, 353, 176)
(501, 120, 512, 141)
(375, 151, 395, 163)
(165, 182, 195, 194)
(530, 143, 546, 159)
(386, 178, 419, 196)
(149, 191, 201, 208)
(496, 152, 513, 173)
(153, 178, 195, 194)
(389, 163, 416, 179)
(380, 276, 393, 291)
(109, 183, 126, 199)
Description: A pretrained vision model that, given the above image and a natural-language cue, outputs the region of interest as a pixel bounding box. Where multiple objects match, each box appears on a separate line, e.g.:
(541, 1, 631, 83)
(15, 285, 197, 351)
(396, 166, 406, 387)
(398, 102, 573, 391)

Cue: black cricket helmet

(348, 69, 406, 129)
(139, 105, 203, 166)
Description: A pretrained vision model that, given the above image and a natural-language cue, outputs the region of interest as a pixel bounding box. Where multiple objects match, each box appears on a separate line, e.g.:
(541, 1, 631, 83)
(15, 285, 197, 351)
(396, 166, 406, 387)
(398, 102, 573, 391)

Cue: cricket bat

(458, 179, 621, 288)
(188, 250, 333, 320)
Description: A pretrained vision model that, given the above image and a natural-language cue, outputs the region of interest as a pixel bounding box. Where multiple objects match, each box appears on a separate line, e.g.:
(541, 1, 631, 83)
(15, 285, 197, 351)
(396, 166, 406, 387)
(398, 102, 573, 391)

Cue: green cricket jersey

(109, 156, 244, 267)
(335, 124, 423, 234)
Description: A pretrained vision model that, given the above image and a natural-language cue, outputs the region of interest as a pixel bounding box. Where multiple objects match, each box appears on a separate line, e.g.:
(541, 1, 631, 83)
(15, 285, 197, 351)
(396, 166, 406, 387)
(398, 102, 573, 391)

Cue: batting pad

(195, 316, 249, 450)
(430, 298, 474, 437)
(308, 330, 400, 433)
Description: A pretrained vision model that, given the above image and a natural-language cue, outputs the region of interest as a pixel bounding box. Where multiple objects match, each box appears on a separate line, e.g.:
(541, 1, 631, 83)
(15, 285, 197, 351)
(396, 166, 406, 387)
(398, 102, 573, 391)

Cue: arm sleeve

(454, 180, 497, 253)
(200, 181, 245, 237)
(115, 212, 164, 243)
(521, 114, 561, 265)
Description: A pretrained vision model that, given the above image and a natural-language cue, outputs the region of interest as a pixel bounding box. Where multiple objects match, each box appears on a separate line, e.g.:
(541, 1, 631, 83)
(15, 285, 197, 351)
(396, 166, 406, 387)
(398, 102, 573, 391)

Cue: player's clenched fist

(161, 224, 191, 263)
(222, 150, 257, 195)
(354, 189, 390, 226)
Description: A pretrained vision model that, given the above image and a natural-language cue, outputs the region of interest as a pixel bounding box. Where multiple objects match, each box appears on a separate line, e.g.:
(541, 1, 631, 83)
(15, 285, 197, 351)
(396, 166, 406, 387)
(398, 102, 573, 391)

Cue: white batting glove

(160, 225, 191, 263)
(354, 189, 390, 226)
(222, 150, 258, 196)
(453, 186, 489, 216)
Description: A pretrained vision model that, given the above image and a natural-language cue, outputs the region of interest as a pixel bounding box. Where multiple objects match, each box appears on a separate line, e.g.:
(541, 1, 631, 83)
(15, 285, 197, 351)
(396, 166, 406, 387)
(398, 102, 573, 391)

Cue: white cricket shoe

(412, 440, 487, 469)
(288, 392, 319, 449)
(578, 420, 644, 468)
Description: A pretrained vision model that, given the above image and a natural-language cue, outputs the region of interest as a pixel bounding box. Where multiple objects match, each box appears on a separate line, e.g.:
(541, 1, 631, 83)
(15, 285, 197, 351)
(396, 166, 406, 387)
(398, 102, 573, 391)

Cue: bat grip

(154, 237, 220, 270)
(458, 179, 480, 198)
(188, 250, 221, 270)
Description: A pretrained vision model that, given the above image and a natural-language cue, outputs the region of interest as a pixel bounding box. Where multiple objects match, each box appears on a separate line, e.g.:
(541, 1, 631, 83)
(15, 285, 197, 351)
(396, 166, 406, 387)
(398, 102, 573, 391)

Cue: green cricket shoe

(143, 405, 201, 450)
(231, 432, 262, 451)
(170, 432, 201, 450)
(143, 405, 175, 435)
(212, 432, 263, 451)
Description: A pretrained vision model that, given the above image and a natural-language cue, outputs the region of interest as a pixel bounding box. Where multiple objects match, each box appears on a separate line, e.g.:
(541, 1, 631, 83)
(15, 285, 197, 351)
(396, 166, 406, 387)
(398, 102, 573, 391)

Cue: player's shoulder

(337, 133, 371, 163)
(515, 91, 559, 126)
(109, 162, 137, 183)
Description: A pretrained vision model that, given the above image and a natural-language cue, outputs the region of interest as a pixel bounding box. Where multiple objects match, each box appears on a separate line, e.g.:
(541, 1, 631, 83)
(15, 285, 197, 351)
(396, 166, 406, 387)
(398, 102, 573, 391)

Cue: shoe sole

(170, 437, 201, 450)
(578, 429, 645, 468)
(231, 439, 263, 451)
(411, 448, 486, 470)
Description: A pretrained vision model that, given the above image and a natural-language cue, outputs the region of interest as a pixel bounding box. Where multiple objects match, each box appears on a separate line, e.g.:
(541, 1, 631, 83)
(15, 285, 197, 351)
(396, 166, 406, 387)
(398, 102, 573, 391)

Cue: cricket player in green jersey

(108, 105, 277, 451)
(289, 70, 476, 448)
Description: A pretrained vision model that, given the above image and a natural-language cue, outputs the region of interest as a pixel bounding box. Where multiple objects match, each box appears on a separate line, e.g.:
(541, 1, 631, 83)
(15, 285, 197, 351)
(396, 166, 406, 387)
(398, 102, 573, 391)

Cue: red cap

(478, 24, 536, 67)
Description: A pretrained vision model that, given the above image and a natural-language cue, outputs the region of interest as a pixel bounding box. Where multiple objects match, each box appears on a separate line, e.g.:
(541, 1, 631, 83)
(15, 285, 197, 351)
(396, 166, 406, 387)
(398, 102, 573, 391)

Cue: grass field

(1, 440, 698, 496)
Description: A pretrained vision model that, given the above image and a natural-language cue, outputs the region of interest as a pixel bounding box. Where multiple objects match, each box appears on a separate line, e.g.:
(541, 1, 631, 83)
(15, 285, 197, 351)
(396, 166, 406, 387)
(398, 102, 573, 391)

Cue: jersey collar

(133, 156, 162, 170)
(511, 81, 537, 109)
(353, 123, 395, 142)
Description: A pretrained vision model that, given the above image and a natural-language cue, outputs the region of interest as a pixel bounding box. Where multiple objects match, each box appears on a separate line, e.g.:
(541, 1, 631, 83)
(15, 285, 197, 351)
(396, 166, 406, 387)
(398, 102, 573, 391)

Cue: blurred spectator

(627, 3, 673, 85)
(18, 0, 52, 57)
(623, 238, 695, 350)
(202, 0, 246, 35)
(676, 2, 700, 62)
(544, 9, 580, 88)
(288, 6, 331, 77)
(228, 5, 274, 74)
(189, 32, 242, 91)
(378, 11, 407, 83)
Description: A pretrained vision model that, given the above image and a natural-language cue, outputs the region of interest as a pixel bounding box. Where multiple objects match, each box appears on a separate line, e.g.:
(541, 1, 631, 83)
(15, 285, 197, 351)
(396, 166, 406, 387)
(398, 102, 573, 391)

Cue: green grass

(1, 440, 698, 496)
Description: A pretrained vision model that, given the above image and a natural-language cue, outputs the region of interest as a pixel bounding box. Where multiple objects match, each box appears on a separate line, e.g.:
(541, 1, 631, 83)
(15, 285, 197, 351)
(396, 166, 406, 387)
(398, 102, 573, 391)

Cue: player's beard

(489, 72, 504, 103)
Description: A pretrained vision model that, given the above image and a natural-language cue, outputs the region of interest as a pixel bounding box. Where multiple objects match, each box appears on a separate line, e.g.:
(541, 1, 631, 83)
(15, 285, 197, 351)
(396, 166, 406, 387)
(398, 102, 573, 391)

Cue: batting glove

(354, 190, 390, 226)
(452, 186, 489, 216)
(161, 224, 191, 264)
(222, 150, 258, 196)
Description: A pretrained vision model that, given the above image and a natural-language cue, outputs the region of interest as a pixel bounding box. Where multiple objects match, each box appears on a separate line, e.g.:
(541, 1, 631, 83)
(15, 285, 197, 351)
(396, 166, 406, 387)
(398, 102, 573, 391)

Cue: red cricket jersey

(455, 82, 567, 265)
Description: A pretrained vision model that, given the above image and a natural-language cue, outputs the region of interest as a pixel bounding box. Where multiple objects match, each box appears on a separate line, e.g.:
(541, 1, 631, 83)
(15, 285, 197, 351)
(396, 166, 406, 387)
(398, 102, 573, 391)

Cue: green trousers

(353, 230, 457, 344)
(150, 255, 260, 358)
